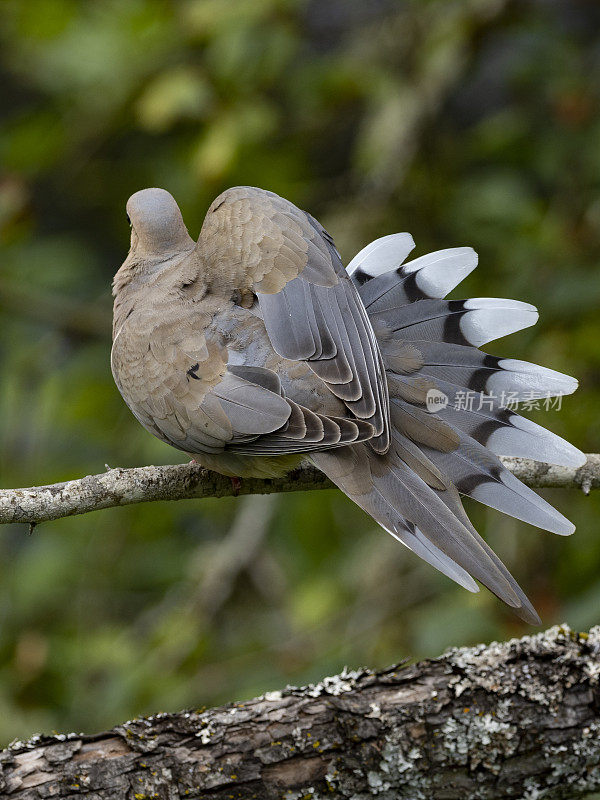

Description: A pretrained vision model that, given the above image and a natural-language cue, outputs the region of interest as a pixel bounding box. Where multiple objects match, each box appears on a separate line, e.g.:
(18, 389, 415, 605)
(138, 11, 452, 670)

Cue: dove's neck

(112, 245, 202, 337)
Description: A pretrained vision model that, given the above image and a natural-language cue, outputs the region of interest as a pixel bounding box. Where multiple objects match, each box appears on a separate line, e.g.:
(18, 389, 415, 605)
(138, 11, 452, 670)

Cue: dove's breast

(111, 294, 230, 447)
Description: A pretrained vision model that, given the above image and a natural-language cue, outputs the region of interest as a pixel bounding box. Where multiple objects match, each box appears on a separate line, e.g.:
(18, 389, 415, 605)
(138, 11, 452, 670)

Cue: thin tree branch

(2, 624, 599, 799)
(0, 455, 598, 526)
(195, 493, 279, 618)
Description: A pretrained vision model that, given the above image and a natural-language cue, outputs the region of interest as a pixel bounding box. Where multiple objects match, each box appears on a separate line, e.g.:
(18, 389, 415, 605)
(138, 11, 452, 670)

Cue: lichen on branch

(1, 624, 599, 799)
(0, 455, 598, 527)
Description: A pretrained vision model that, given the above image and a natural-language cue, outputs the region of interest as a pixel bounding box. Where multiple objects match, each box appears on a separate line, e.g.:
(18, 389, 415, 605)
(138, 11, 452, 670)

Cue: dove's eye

(126, 214, 132, 227)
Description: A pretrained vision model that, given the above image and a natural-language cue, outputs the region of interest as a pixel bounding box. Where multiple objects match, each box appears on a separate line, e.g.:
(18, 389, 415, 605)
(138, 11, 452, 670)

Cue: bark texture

(0, 455, 598, 526)
(2, 624, 600, 799)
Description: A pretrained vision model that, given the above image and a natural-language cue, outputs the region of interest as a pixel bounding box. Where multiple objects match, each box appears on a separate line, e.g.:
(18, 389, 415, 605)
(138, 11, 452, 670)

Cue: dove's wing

(221, 366, 374, 455)
(121, 330, 373, 457)
(197, 186, 390, 452)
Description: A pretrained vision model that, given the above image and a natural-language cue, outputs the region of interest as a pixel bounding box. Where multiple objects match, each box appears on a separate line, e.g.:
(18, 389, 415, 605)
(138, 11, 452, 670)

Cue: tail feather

(388, 395, 576, 535)
(410, 410, 576, 536)
(311, 444, 540, 621)
(429, 479, 541, 624)
(386, 520, 480, 593)
(333, 233, 583, 621)
(406, 340, 579, 400)
(355, 244, 477, 307)
(347, 233, 415, 283)
(431, 378, 585, 467)
(370, 297, 538, 347)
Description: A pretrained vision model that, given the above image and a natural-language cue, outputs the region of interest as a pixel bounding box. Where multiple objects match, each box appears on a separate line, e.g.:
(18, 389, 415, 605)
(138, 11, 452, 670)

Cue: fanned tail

(332, 234, 585, 618)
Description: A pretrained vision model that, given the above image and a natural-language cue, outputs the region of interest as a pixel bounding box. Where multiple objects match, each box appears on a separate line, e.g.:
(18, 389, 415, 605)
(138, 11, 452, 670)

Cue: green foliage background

(0, 0, 599, 744)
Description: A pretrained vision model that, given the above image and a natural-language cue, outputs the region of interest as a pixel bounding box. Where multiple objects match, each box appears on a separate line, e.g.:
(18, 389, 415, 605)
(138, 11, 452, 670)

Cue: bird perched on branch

(111, 186, 585, 623)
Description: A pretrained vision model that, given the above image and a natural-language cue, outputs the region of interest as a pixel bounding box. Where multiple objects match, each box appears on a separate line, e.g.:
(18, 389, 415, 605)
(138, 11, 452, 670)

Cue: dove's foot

(230, 476, 242, 496)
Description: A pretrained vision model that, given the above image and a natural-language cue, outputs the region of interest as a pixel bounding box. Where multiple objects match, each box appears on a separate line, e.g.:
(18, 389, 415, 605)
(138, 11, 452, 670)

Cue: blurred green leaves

(136, 67, 213, 132)
(0, 0, 599, 746)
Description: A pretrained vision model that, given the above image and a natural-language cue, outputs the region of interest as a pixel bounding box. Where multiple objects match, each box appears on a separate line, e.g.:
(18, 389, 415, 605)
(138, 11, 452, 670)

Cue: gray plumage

(111, 185, 586, 624)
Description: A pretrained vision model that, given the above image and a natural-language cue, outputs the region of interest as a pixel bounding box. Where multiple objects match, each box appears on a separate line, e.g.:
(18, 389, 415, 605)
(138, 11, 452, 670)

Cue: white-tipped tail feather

(401, 247, 479, 297)
(336, 232, 582, 619)
(347, 233, 415, 280)
(493, 359, 579, 397)
(485, 414, 586, 468)
(459, 298, 539, 346)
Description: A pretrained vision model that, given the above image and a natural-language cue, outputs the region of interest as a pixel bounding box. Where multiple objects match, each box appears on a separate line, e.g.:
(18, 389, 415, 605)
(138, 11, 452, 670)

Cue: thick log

(2, 624, 599, 799)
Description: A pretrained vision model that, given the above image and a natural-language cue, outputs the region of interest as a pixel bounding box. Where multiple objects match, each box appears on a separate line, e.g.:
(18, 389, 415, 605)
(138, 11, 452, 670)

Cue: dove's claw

(230, 477, 242, 496)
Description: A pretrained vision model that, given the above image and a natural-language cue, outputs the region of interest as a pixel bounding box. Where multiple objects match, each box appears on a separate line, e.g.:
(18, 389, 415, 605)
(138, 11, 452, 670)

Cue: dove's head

(125, 188, 193, 258)
(113, 188, 197, 307)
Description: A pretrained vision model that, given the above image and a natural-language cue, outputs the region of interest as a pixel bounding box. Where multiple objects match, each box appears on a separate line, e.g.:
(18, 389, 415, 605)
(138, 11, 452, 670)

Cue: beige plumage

(112, 185, 586, 623)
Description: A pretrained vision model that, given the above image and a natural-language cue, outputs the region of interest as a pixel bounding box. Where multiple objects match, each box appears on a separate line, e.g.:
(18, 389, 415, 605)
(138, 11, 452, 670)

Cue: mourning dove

(112, 186, 586, 623)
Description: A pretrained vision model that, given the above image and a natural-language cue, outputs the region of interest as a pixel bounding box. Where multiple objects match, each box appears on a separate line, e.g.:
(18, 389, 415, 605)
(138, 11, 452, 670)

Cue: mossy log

(2, 624, 600, 799)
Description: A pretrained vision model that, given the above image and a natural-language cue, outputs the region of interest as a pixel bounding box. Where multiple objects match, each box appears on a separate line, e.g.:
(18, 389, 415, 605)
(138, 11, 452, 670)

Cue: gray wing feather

(256, 211, 390, 452)
(200, 366, 374, 457)
(212, 371, 291, 435)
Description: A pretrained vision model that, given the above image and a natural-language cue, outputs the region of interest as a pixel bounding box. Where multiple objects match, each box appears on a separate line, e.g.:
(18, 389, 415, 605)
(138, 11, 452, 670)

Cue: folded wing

(197, 187, 390, 452)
